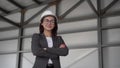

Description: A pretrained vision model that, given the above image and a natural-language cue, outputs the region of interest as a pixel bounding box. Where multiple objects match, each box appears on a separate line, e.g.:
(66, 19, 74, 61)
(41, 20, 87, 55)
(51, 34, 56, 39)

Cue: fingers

(43, 48, 47, 51)
(59, 44, 66, 48)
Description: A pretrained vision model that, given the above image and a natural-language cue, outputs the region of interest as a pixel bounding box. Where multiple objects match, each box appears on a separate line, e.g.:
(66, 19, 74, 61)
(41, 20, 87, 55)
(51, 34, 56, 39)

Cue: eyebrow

(44, 19, 54, 21)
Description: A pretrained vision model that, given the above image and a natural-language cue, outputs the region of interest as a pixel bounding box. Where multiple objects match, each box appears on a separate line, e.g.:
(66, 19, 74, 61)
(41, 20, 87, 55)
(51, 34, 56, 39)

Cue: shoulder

(56, 36, 65, 43)
(32, 33, 40, 38)
(56, 35, 63, 39)
(32, 33, 44, 38)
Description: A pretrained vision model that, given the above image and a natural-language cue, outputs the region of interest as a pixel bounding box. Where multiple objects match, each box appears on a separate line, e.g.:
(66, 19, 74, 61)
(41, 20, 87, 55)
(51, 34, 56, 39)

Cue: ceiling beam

(0, 7, 9, 14)
(33, 0, 43, 4)
(86, 0, 98, 16)
(0, 28, 97, 41)
(0, 0, 54, 17)
(7, 0, 25, 9)
(102, 24, 120, 30)
(49, 0, 61, 6)
(55, 0, 62, 18)
(0, 15, 20, 27)
(23, 5, 49, 26)
(0, 44, 120, 55)
(0, 24, 120, 41)
(103, 10, 120, 17)
(33, 0, 54, 5)
(60, 0, 85, 19)
(0, 26, 17, 32)
(0, 10, 120, 32)
(102, 0, 119, 15)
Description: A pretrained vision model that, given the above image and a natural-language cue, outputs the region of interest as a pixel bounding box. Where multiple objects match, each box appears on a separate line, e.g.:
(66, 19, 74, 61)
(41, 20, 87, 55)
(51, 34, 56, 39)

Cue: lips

(46, 25, 53, 28)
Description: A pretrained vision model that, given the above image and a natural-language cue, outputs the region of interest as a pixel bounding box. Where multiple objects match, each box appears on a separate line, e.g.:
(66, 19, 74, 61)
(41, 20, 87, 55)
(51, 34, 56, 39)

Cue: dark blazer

(31, 33, 69, 68)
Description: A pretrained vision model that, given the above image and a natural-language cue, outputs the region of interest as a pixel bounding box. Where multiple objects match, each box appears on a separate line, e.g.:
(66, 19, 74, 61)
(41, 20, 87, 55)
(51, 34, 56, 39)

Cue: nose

(47, 22, 51, 24)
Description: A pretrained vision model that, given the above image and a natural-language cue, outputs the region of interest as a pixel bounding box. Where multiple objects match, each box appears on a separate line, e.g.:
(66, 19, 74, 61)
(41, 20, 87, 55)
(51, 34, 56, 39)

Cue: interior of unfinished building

(0, 0, 120, 68)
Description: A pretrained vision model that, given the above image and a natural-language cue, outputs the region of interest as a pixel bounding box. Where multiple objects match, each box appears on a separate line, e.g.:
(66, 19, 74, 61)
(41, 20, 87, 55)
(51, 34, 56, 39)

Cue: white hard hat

(40, 10, 57, 21)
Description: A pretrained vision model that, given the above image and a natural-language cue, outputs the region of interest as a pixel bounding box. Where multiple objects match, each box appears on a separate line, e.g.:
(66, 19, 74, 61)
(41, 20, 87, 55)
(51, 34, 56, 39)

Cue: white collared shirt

(46, 37, 53, 64)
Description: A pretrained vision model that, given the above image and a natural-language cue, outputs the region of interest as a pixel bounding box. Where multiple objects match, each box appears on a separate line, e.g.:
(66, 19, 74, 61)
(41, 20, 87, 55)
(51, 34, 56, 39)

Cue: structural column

(16, 9, 26, 68)
(97, 0, 104, 68)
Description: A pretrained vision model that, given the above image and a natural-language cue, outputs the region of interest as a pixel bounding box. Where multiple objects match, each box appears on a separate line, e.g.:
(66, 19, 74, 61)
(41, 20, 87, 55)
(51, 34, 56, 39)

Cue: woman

(31, 10, 69, 68)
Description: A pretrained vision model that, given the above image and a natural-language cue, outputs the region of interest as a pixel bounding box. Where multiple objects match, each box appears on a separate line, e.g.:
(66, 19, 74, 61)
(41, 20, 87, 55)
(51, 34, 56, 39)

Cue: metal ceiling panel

(14, 0, 35, 7)
(25, 5, 48, 24)
(0, 21, 13, 28)
(65, 1, 97, 18)
(91, 0, 97, 10)
(5, 12, 21, 23)
(107, 0, 120, 13)
(0, 11, 2, 14)
(59, 0, 80, 16)
(101, 0, 113, 9)
(0, 0, 18, 11)
(25, 5, 45, 21)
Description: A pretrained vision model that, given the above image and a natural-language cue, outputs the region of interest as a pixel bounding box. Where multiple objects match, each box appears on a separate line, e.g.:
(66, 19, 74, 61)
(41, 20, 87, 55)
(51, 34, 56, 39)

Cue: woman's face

(42, 16, 55, 31)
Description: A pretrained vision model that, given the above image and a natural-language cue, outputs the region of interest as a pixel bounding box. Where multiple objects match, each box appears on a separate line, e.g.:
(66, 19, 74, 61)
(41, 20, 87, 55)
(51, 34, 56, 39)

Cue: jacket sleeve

(47, 36, 69, 56)
(31, 33, 57, 58)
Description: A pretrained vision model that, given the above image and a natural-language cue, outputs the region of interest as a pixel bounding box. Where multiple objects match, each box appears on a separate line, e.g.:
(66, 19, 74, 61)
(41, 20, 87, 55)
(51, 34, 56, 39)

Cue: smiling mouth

(46, 25, 52, 28)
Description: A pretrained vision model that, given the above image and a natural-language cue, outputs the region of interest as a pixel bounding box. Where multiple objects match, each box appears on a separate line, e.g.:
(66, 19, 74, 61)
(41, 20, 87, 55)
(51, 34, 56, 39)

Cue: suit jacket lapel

(40, 34, 57, 48)
(52, 36, 57, 48)
(40, 34, 48, 48)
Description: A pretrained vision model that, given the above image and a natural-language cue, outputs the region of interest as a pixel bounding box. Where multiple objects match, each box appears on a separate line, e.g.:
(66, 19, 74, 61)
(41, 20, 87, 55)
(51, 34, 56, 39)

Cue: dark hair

(39, 15, 58, 36)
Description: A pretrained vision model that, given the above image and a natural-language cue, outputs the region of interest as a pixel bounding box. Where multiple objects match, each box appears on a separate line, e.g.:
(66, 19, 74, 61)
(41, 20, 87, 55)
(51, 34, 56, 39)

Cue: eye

(44, 19, 55, 23)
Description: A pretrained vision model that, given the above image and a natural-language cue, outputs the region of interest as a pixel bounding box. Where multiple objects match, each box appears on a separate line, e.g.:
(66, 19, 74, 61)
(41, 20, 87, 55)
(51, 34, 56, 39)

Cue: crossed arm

(31, 34, 69, 58)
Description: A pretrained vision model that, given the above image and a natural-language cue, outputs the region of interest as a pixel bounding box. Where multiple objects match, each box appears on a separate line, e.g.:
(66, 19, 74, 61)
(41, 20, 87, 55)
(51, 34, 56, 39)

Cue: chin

(46, 28, 53, 31)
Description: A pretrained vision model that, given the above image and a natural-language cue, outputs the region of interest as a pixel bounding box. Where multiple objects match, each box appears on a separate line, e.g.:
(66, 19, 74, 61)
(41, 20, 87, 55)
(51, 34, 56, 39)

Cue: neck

(43, 30, 52, 37)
